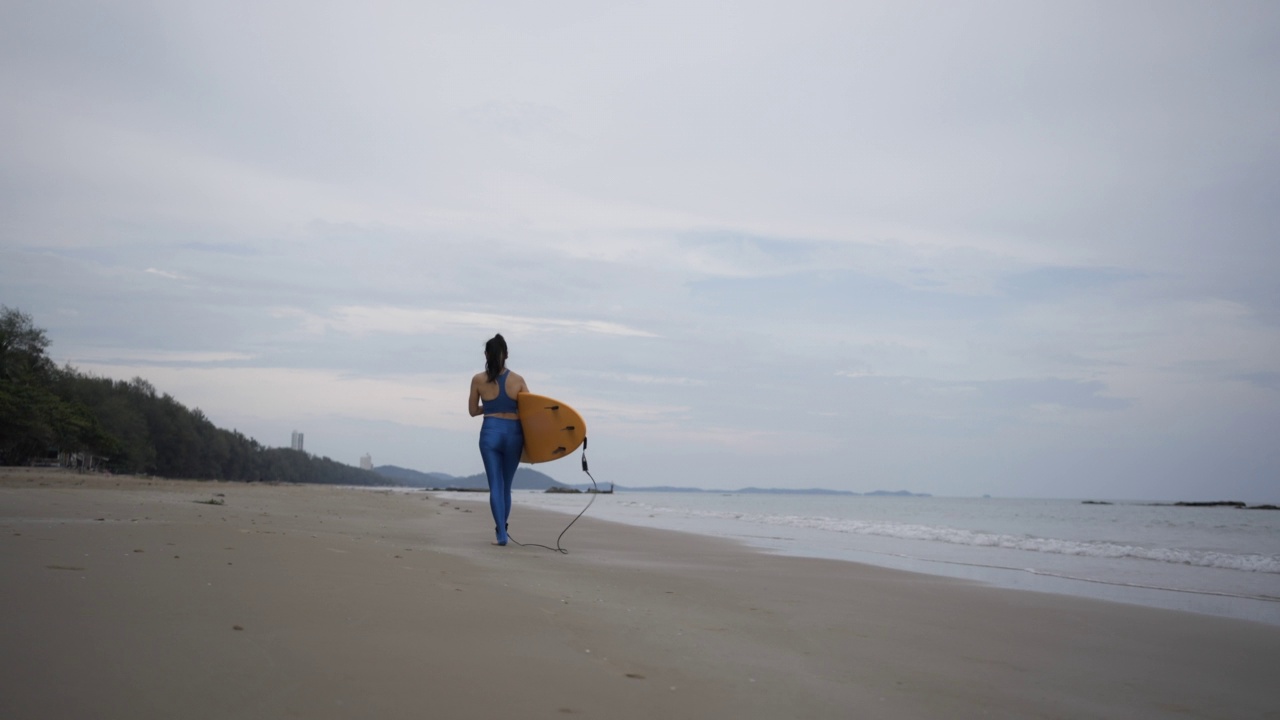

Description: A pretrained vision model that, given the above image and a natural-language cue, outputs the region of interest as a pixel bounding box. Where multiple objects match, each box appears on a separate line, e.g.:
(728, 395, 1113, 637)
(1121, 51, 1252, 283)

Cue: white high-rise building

(360, 453, 373, 471)
(290, 431, 305, 451)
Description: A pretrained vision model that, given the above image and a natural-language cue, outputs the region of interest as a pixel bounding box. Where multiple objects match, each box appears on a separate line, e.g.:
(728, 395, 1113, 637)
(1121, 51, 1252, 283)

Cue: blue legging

(478, 417, 523, 545)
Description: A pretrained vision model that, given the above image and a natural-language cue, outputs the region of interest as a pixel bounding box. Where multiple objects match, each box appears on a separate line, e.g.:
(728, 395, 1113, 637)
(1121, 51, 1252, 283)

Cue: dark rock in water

(1246, 504, 1279, 510)
(1082, 500, 1113, 505)
(1173, 501, 1246, 508)
(545, 487, 582, 494)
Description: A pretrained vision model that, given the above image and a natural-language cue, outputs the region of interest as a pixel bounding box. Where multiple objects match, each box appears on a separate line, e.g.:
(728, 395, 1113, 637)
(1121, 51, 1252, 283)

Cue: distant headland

(373, 465, 930, 496)
(1083, 499, 1279, 510)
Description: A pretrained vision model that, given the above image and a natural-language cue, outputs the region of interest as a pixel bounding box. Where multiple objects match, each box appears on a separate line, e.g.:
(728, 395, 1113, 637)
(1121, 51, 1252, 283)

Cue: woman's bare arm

(467, 375, 484, 417)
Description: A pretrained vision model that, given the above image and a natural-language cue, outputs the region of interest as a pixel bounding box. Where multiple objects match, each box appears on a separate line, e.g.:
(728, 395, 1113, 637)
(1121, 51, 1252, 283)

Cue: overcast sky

(3, 1, 1278, 501)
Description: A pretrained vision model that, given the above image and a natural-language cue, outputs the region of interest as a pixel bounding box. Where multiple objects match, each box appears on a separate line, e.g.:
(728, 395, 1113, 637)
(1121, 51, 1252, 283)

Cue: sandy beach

(2, 468, 1277, 720)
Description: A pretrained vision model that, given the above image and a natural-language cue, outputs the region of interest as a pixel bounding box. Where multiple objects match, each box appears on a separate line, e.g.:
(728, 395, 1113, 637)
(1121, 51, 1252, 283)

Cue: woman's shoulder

(505, 370, 528, 390)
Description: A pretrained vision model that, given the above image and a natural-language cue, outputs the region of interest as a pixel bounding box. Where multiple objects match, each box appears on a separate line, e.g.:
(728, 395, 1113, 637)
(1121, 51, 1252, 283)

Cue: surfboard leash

(510, 437, 599, 554)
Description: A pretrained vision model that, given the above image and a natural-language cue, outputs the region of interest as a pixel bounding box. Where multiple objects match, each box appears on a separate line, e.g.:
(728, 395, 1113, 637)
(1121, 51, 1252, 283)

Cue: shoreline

(441, 489, 1280, 627)
(3, 468, 1278, 719)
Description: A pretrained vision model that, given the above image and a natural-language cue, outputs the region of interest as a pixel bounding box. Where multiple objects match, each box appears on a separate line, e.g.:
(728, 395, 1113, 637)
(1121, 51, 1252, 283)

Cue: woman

(468, 333, 529, 546)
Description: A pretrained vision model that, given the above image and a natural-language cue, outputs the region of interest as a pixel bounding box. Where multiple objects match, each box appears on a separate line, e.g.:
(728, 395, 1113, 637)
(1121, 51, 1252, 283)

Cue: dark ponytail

(484, 334, 508, 382)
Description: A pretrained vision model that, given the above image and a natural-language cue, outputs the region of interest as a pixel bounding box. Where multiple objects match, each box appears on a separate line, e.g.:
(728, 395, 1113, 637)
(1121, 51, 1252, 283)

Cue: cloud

(74, 350, 255, 365)
(1236, 372, 1280, 391)
(73, 361, 468, 433)
(579, 371, 706, 387)
(276, 305, 658, 339)
(4, 1, 1279, 498)
(998, 266, 1143, 303)
(836, 374, 1131, 417)
(460, 100, 573, 142)
(144, 267, 189, 281)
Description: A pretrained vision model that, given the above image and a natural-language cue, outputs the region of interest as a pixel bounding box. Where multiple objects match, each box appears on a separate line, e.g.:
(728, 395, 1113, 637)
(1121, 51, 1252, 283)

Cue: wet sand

(2, 468, 1277, 719)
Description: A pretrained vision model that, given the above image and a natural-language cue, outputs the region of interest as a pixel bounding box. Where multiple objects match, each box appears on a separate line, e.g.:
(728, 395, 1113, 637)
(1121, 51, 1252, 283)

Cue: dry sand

(2, 467, 1277, 720)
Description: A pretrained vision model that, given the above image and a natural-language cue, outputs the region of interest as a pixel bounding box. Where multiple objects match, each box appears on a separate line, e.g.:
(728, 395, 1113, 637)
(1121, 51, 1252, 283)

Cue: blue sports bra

(482, 370, 518, 415)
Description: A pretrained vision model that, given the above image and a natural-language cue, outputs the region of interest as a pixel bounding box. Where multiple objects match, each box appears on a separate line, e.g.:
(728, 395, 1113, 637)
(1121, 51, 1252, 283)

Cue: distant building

(360, 453, 373, 471)
(291, 431, 305, 452)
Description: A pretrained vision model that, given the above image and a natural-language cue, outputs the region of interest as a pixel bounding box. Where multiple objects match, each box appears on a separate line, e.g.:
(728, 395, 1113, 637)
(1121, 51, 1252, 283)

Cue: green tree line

(0, 305, 388, 486)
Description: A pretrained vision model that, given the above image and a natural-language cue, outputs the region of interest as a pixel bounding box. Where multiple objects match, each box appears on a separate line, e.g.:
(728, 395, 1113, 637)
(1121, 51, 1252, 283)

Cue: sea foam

(636, 505, 1280, 574)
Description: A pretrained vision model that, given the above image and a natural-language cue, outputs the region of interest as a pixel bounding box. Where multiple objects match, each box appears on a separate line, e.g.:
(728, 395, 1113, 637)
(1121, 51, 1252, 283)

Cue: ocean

(433, 490, 1280, 626)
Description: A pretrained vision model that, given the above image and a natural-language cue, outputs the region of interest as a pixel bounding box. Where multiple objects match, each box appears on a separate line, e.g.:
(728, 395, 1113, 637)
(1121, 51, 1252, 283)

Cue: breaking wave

(628, 504, 1280, 574)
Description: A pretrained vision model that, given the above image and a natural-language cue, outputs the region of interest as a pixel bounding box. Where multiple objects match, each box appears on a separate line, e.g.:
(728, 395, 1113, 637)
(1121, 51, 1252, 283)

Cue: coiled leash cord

(509, 438, 598, 554)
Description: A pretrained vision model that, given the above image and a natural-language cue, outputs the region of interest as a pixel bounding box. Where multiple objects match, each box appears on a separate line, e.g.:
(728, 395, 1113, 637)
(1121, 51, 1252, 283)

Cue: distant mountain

(612, 485, 709, 493)
(373, 465, 569, 491)
(615, 486, 930, 496)
(373, 465, 455, 486)
(371, 466, 928, 496)
(450, 468, 569, 491)
(737, 487, 860, 495)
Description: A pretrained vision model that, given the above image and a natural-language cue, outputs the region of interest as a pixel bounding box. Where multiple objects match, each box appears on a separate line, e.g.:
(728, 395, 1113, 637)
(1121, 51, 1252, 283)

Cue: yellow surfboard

(518, 393, 587, 464)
